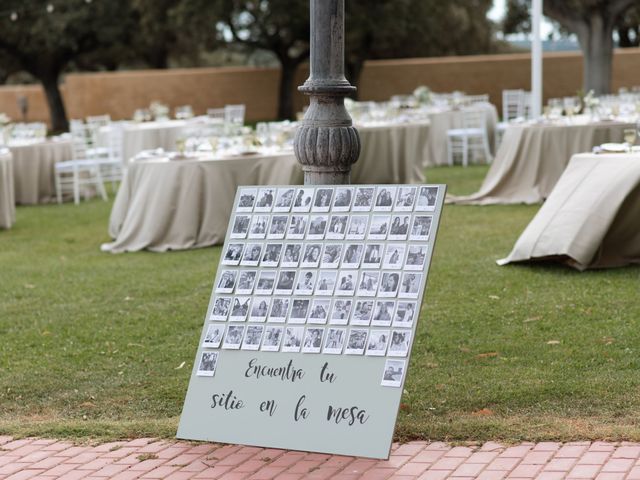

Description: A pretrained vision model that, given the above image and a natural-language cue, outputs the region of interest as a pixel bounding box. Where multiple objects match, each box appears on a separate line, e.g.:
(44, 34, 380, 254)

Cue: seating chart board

(177, 184, 445, 459)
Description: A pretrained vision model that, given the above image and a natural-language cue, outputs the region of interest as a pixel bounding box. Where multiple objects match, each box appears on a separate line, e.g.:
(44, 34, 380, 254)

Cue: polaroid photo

(307, 215, 328, 240)
(405, 245, 428, 271)
(267, 215, 288, 239)
(268, 298, 290, 323)
(371, 300, 395, 327)
(248, 215, 269, 239)
(357, 271, 380, 297)
(308, 299, 331, 324)
(240, 243, 263, 266)
(229, 297, 251, 321)
(281, 243, 302, 267)
(399, 272, 423, 298)
(326, 215, 348, 239)
(215, 270, 237, 294)
(323, 328, 346, 354)
(196, 351, 219, 377)
(362, 243, 383, 269)
(416, 186, 439, 211)
(261, 243, 283, 267)
(312, 188, 333, 212)
(210, 297, 231, 321)
(249, 298, 271, 322)
(345, 329, 368, 355)
(342, 244, 364, 268)
(388, 330, 411, 357)
(230, 214, 250, 239)
(222, 243, 244, 266)
(353, 187, 375, 211)
(393, 301, 417, 328)
(287, 215, 308, 239)
(223, 325, 245, 349)
(321, 244, 343, 268)
(241, 325, 264, 351)
(237, 188, 257, 212)
(394, 186, 417, 212)
(330, 300, 352, 325)
(368, 215, 391, 240)
(301, 243, 322, 267)
(388, 214, 411, 240)
(410, 215, 433, 241)
(261, 326, 284, 352)
(292, 187, 314, 212)
(295, 270, 317, 295)
(379, 272, 401, 298)
(302, 327, 325, 353)
(254, 188, 275, 212)
(255, 271, 276, 295)
(282, 327, 304, 352)
(289, 299, 311, 324)
(381, 359, 406, 387)
(274, 270, 297, 295)
(274, 187, 296, 212)
(366, 329, 390, 356)
(351, 300, 374, 326)
(332, 187, 354, 211)
(315, 270, 337, 296)
(335, 270, 357, 296)
(382, 245, 406, 270)
(373, 187, 396, 211)
(202, 324, 224, 348)
(236, 270, 257, 294)
(346, 215, 368, 240)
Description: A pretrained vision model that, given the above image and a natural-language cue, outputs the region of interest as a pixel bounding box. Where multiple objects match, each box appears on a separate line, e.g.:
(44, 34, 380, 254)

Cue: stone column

(294, 0, 360, 185)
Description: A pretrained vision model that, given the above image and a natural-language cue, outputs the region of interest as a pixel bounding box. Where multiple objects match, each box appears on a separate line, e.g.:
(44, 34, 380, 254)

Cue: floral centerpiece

(0, 113, 11, 145)
(582, 89, 599, 112)
(412, 86, 432, 105)
(149, 101, 170, 121)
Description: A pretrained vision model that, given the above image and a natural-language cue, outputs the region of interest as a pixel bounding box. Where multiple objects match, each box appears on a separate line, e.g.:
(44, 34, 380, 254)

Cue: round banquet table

(0, 150, 15, 229)
(103, 151, 303, 253)
(449, 118, 634, 205)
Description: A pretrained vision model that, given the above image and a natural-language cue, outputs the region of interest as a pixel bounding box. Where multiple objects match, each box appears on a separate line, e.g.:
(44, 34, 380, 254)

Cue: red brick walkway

(2, 436, 640, 480)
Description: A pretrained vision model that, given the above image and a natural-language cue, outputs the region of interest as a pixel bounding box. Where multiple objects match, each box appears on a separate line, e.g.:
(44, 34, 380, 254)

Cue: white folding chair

(86, 114, 111, 128)
(224, 104, 245, 126)
(446, 108, 493, 167)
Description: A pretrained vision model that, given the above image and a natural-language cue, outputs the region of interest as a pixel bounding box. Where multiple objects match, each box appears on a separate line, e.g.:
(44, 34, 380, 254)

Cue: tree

(616, 5, 640, 47)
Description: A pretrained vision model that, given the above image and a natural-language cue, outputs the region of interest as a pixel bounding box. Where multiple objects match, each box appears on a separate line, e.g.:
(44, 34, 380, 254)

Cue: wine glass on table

(624, 128, 636, 152)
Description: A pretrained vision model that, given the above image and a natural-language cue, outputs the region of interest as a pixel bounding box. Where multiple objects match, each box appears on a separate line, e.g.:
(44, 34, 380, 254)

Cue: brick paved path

(2, 436, 640, 480)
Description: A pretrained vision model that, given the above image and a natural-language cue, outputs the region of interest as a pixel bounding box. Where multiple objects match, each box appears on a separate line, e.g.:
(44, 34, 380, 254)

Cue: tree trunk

(578, 14, 615, 95)
(41, 74, 68, 132)
(277, 61, 297, 120)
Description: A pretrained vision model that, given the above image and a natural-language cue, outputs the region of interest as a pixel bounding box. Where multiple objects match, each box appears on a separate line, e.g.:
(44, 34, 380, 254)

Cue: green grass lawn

(1, 165, 639, 444)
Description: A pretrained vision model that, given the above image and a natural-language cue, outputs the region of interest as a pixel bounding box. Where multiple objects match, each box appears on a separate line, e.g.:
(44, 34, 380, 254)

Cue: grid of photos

(197, 185, 442, 389)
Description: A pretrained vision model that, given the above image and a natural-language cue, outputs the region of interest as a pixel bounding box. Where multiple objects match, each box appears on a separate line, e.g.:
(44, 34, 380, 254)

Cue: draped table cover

(0, 151, 15, 229)
(498, 152, 640, 270)
(449, 119, 633, 205)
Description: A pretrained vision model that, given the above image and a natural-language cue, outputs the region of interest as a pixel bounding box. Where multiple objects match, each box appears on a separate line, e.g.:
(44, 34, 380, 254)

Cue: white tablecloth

(498, 152, 640, 270)
(0, 151, 15, 229)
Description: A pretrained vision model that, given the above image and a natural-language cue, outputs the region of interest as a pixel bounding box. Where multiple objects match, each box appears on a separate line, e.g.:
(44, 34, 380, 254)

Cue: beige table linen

(121, 120, 187, 164)
(0, 151, 15, 229)
(103, 152, 303, 253)
(498, 153, 640, 270)
(10, 140, 74, 204)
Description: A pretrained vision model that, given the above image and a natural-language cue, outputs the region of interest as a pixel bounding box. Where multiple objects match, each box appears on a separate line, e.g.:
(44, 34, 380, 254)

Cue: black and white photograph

(229, 297, 251, 321)
(255, 271, 276, 295)
(351, 300, 374, 326)
(254, 188, 275, 212)
(282, 327, 303, 352)
(357, 271, 380, 297)
(307, 215, 328, 240)
(346, 215, 368, 240)
(210, 297, 231, 321)
(374, 187, 396, 211)
(216, 270, 237, 293)
(295, 270, 317, 294)
(315, 271, 337, 296)
(342, 244, 364, 268)
(222, 325, 245, 349)
(241, 325, 264, 350)
(301, 243, 322, 267)
(248, 214, 269, 239)
(197, 351, 219, 377)
(379, 272, 401, 297)
(366, 329, 390, 356)
(399, 273, 422, 298)
(345, 329, 368, 355)
(222, 243, 244, 266)
(410, 215, 433, 241)
(416, 186, 438, 211)
(393, 302, 417, 328)
(371, 300, 395, 326)
(308, 299, 330, 324)
(388, 330, 411, 357)
(302, 327, 324, 353)
(381, 359, 406, 387)
(321, 244, 342, 268)
(362, 244, 383, 268)
(237, 188, 257, 212)
(281, 243, 302, 267)
(261, 326, 284, 352)
(274, 270, 296, 294)
(394, 186, 417, 211)
(335, 270, 357, 296)
(332, 187, 353, 211)
(230, 214, 250, 239)
(388, 215, 411, 240)
(261, 243, 283, 267)
(289, 299, 310, 323)
(330, 300, 352, 325)
(406, 245, 428, 270)
(249, 298, 270, 321)
(383, 245, 406, 270)
(353, 187, 374, 211)
(368, 215, 390, 240)
(287, 215, 308, 239)
(326, 215, 348, 239)
(312, 188, 333, 212)
(202, 324, 223, 348)
(268, 298, 290, 322)
(267, 215, 288, 239)
(274, 188, 295, 212)
(323, 328, 346, 354)
(236, 270, 257, 294)
(240, 243, 263, 266)
(292, 187, 314, 212)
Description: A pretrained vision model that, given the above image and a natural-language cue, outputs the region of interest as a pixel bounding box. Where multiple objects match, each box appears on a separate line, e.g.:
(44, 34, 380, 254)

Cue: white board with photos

(177, 184, 445, 459)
